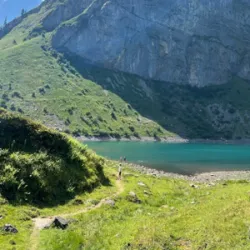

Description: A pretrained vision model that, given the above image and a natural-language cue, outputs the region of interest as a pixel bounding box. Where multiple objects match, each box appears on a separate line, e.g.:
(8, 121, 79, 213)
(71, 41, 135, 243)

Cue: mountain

(0, 0, 250, 140)
(50, 0, 250, 87)
(0, 108, 107, 203)
(0, 0, 41, 25)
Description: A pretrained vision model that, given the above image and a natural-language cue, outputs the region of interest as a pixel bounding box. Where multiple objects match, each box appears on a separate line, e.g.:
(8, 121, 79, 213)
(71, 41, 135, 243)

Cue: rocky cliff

(49, 0, 250, 87)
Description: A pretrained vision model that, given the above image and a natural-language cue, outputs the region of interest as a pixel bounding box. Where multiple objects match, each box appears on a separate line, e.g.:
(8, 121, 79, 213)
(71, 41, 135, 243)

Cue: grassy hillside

(72, 57, 250, 139)
(1, 161, 250, 249)
(0, 108, 108, 204)
(0, 33, 173, 139)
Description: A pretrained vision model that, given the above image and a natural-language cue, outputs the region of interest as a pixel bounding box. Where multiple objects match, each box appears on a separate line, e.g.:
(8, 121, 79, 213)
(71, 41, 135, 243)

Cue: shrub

(39, 88, 46, 95)
(10, 104, 16, 111)
(129, 126, 135, 132)
(65, 118, 71, 126)
(11, 91, 23, 99)
(0, 108, 108, 204)
(2, 93, 9, 101)
(17, 108, 24, 113)
(111, 112, 117, 120)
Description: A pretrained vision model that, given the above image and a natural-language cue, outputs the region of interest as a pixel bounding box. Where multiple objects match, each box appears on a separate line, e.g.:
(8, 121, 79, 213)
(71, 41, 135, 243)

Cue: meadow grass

(1, 162, 250, 249)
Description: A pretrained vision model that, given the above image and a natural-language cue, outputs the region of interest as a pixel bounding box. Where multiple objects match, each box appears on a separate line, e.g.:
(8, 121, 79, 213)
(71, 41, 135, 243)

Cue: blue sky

(0, 0, 42, 25)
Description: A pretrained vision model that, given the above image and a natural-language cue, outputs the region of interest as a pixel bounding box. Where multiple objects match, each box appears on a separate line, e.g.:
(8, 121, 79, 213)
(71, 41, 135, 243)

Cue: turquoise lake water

(85, 142, 250, 175)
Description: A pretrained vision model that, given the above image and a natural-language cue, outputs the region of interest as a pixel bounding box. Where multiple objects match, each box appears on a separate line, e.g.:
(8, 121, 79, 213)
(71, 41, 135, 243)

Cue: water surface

(85, 141, 250, 175)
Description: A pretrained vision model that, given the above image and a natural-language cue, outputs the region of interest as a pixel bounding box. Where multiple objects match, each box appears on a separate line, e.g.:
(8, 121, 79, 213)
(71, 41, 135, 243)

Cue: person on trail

(118, 163, 122, 180)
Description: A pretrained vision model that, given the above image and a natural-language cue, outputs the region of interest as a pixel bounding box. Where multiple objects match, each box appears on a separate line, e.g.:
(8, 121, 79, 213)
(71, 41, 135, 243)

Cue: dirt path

(29, 180, 124, 250)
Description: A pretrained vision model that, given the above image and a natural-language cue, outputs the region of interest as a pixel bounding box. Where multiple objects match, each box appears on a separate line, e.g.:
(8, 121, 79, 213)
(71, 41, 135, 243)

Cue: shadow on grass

(1, 176, 112, 209)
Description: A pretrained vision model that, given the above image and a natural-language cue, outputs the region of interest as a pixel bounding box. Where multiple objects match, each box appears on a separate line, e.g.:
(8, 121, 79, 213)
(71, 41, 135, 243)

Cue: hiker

(118, 163, 122, 180)
(120, 156, 123, 162)
(123, 156, 126, 162)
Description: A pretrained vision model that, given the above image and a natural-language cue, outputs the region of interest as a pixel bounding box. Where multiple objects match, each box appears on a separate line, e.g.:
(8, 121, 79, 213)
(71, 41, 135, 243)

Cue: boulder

(127, 192, 142, 204)
(104, 199, 115, 207)
(143, 190, 151, 195)
(3, 224, 18, 233)
(54, 217, 68, 230)
(138, 182, 146, 187)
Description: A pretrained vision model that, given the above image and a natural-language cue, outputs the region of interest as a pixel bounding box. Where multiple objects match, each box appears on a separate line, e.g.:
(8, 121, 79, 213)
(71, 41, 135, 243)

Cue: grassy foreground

(1, 161, 250, 249)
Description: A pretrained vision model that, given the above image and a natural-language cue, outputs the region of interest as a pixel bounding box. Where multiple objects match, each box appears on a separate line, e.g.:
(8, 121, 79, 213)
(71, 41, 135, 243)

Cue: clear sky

(0, 0, 42, 25)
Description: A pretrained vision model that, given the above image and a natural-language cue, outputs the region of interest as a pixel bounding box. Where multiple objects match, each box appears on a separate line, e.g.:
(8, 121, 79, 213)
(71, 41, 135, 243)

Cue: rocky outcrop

(51, 0, 250, 87)
(42, 0, 93, 32)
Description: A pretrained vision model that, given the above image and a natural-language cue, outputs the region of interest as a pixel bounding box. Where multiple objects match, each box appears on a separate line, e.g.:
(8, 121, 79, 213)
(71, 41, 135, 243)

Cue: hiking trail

(29, 180, 124, 250)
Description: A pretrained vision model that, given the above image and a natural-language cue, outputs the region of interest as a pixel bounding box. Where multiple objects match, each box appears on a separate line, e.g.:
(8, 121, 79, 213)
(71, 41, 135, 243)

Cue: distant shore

(77, 136, 188, 143)
(77, 136, 250, 145)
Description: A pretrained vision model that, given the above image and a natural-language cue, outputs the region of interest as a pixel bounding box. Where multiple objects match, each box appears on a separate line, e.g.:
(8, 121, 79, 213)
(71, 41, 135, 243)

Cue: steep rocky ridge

(51, 0, 250, 86)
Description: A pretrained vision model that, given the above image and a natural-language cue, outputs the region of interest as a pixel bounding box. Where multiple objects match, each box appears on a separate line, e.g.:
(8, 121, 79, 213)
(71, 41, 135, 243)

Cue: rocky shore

(78, 136, 188, 143)
(78, 136, 250, 145)
(127, 163, 250, 183)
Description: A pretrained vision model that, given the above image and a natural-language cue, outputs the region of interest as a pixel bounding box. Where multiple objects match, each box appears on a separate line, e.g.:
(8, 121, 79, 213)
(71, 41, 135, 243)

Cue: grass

(0, 110, 249, 249)
(0, 108, 108, 204)
(0, 33, 172, 139)
(1, 162, 250, 249)
(37, 168, 250, 250)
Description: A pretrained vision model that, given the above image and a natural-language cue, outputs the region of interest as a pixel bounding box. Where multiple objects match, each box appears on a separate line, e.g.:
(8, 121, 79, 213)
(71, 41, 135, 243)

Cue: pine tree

(21, 9, 26, 16)
(3, 17, 7, 27)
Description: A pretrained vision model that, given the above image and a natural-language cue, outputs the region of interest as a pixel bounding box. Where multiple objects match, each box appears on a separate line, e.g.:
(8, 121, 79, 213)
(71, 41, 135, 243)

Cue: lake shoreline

(126, 163, 250, 183)
(78, 136, 250, 144)
(78, 136, 188, 143)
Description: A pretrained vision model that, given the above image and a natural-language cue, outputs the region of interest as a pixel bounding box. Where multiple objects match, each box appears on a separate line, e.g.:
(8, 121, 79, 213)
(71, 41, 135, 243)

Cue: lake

(85, 141, 250, 175)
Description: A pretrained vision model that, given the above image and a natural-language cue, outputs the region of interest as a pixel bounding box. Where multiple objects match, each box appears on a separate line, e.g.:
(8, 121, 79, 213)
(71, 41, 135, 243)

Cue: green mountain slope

(0, 108, 107, 204)
(1, 0, 250, 139)
(0, 34, 173, 139)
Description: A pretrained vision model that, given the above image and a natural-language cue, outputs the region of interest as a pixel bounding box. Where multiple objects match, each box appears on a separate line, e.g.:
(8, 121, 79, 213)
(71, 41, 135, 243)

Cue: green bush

(0, 109, 108, 204)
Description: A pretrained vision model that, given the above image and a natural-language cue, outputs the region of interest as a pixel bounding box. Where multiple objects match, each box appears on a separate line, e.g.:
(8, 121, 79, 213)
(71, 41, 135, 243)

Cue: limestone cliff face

(50, 0, 250, 86)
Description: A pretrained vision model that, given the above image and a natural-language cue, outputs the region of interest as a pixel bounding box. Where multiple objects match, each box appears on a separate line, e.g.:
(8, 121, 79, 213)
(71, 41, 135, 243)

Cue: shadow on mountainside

(63, 52, 250, 140)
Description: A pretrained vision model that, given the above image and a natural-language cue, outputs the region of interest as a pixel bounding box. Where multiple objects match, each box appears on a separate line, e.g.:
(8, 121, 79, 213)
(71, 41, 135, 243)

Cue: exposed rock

(104, 199, 115, 207)
(143, 190, 151, 196)
(129, 191, 136, 197)
(0, 215, 3, 220)
(3, 224, 18, 233)
(190, 184, 199, 189)
(138, 182, 146, 187)
(127, 191, 142, 204)
(208, 183, 216, 187)
(54, 217, 68, 230)
(52, 0, 250, 87)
